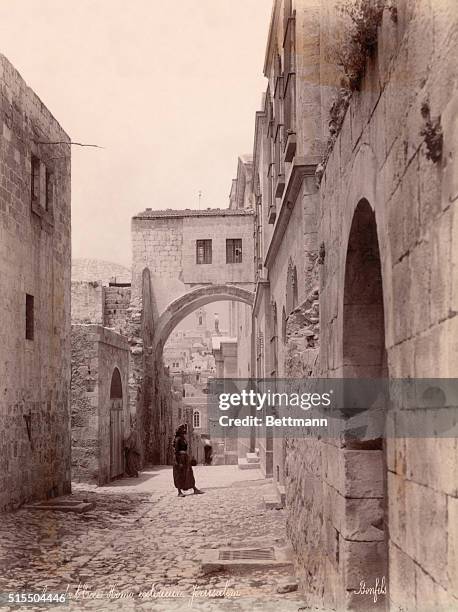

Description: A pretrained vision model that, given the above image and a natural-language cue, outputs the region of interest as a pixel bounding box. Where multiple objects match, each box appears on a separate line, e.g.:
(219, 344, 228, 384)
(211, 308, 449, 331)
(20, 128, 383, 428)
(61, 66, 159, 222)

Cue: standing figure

(173, 424, 204, 497)
(202, 435, 213, 465)
(124, 428, 141, 478)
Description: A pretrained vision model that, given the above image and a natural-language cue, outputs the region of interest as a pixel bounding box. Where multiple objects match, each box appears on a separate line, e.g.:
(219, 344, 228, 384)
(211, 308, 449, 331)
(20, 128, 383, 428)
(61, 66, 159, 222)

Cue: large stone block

(430, 208, 453, 325)
(451, 202, 458, 316)
(409, 239, 431, 335)
(389, 542, 416, 612)
(388, 471, 407, 551)
(406, 436, 457, 497)
(448, 495, 458, 598)
(415, 563, 454, 612)
(392, 256, 412, 343)
(405, 480, 447, 585)
(324, 445, 384, 499)
(340, 537, 387, 592)
(324, 483, 385, 542)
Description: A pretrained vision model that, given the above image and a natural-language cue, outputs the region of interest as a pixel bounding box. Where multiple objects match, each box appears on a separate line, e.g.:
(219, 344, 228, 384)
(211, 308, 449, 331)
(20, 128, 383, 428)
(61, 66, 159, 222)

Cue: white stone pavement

(0, 465, 308, 611)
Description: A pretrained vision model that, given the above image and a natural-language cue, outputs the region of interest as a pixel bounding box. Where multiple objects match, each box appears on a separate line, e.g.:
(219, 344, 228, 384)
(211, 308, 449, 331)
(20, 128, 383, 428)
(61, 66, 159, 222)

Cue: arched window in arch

(193, 410, 201, 429)
(109, 367, 123, 480)
(110, 367, 123, 399)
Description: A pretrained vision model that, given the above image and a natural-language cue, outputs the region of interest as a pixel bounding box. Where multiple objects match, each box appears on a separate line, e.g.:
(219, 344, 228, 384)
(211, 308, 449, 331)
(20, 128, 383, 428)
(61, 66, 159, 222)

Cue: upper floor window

(25, 294, 34, 340)
(31, 155, 54, 217)
(193, 410, 201, 429)
(196, 239, 212, 264)
(45, 168, 53, 211)
(226, 239, 242, 264)
(31, 156, 40, 204)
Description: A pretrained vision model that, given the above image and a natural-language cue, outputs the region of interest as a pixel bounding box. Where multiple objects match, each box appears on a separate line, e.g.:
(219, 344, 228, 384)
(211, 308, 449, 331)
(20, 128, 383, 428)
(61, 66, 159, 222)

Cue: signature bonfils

(353, 576, 387, 603)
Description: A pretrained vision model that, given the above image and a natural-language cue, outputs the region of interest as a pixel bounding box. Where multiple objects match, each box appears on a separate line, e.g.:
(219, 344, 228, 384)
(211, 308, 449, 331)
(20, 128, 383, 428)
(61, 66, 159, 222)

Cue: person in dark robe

(202, 435, 213, 465)
(173, 424, 204, 497)
(124, 429, 141, 477)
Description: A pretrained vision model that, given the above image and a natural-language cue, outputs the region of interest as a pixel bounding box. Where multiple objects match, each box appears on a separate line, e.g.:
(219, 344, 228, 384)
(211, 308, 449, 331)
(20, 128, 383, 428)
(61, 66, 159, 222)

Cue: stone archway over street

(153, 283, 255, 357)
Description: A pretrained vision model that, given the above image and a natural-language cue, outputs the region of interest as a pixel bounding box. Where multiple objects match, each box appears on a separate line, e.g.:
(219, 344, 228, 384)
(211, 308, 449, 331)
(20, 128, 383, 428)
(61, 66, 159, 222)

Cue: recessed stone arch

(153, 284, 255, 359)
(342, 197, 388, 595)
(110, 367, 123, 399)
(343, 199, 387, 379)
(109, 366, 124, 479)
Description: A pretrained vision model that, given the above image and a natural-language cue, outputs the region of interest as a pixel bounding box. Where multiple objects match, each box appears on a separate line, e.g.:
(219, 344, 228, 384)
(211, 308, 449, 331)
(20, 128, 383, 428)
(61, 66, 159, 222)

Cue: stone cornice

(253, 278, 270, 316)
(263, 2, 279, 77)
(133, 208, 254, 220)
(264, 156, 320, 269)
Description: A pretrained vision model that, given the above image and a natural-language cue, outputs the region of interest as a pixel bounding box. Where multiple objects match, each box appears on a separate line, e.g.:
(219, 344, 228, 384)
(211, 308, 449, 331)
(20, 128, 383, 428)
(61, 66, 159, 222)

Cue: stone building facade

(130, 208, 255, 465)
(70, 261, 131, 484)
(0, 55, 72, 512)
(71, 325, 129, 485)
(249, 1, 458, 610)
(252, 0, 321, 482)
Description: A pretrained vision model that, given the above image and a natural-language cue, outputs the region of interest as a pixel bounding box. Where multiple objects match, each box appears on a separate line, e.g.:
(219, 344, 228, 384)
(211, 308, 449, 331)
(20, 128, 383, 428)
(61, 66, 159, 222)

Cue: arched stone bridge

(153, 283, 255, 357)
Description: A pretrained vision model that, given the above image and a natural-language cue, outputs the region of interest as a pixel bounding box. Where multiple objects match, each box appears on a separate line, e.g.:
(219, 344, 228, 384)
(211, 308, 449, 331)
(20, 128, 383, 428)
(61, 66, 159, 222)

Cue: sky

(0, 0, 272, 266)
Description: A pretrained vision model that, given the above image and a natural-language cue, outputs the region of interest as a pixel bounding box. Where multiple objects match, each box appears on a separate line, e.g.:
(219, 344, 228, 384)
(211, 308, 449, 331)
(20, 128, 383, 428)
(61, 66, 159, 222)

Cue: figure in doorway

(124, 428, 141, 478)
(173, 424, 204, 496)
(202, 435, 213, 465)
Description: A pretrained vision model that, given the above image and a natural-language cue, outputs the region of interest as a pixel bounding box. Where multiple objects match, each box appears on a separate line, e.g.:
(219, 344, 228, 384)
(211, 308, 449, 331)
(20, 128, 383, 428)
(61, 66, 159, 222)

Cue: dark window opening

(31, 156, 40, 204)
(110, 367, 123, 398)
(45, 168, 53, 211)
(25, 294, 34, 340)
(226, 239, 242, 263)
(196, 239, 212, 264)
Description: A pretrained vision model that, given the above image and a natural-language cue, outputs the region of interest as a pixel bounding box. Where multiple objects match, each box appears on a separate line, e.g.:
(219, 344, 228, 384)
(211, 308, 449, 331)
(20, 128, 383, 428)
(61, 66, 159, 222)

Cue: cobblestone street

(0, 466, 306, 611)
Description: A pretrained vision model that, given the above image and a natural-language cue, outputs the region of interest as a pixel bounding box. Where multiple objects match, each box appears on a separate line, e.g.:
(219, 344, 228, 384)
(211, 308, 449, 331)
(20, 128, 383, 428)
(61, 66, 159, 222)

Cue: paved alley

(0, 466, 306, 611)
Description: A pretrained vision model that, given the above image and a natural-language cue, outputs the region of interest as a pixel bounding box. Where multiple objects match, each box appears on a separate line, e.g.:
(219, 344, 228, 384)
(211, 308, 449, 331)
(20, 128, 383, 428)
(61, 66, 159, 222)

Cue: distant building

(70, 260, 131, 485)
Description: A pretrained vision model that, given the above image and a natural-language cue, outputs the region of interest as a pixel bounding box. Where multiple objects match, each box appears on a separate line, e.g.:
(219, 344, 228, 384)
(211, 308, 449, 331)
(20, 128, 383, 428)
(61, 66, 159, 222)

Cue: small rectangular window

(226, 239, 242, 263)
(45, 168, 53, 211)
(31, 156, 40, 204)
(25, 294, 34, 340)
(196, 239, 212, 264)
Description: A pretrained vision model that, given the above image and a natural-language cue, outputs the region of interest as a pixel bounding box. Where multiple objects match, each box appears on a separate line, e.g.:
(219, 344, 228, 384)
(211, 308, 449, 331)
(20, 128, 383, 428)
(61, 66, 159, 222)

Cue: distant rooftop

(72, 258, 131, 284)
(134, 207, 253, 219)
(211, 336, 237, 350)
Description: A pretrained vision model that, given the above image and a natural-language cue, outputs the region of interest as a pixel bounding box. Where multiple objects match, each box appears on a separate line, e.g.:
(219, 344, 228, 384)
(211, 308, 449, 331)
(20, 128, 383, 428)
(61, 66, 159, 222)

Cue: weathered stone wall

(0, 54, 71, 512)
(128, 268, 154, 464)
(104, 286, 131, 335)
(71, 326, 99, 481)
(283, 1, 458, 609)
(181, 214, 254, 286)
(71, 281, 103, 324)
(131, 209, 255, 312)
(71, 325, 129, 485)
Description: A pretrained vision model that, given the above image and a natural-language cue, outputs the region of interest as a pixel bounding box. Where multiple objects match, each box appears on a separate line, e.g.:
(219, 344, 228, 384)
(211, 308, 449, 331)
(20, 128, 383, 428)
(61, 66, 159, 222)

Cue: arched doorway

(342, 199, 388, 598)
(109, 367, 124, 479)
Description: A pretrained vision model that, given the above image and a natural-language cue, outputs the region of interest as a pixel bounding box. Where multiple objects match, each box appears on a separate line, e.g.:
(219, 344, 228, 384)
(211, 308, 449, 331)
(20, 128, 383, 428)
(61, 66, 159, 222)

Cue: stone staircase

(263, 483, 286, 510)
(238, 451, 260, 470)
